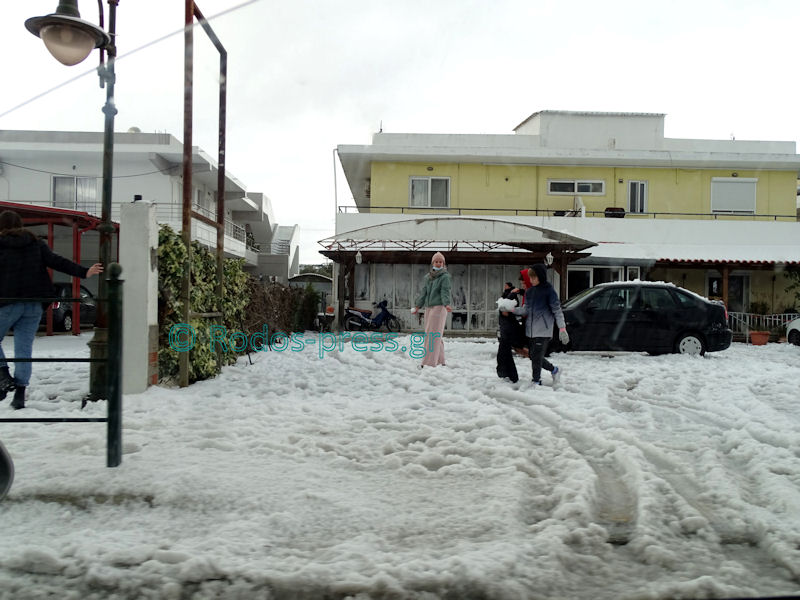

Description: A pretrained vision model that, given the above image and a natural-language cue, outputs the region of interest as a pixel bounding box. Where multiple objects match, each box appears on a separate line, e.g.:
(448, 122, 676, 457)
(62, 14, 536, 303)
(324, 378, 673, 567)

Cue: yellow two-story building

(326, 111, 800, 333)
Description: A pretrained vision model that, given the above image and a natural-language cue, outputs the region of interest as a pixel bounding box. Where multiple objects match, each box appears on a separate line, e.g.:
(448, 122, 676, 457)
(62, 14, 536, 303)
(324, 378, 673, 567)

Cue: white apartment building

(0, 129, 299, 283)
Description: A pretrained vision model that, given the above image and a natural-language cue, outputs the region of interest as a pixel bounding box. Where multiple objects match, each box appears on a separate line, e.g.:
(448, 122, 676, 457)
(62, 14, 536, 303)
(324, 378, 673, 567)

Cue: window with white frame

(409, 176, 450, 208)
(53, 176, 98, 213)
(628, 180, 647, 213)
(548, 180, 605, 195)
(711, 177, 757, 214)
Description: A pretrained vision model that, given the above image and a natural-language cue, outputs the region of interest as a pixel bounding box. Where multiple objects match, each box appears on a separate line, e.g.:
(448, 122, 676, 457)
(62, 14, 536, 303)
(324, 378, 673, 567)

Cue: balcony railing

(6, 199, 249, 243)
(336, 205, 798, 221)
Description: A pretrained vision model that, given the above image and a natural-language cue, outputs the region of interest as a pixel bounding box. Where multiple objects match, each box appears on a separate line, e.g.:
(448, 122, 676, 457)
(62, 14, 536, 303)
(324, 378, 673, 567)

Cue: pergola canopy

(319, 217, 596, 261)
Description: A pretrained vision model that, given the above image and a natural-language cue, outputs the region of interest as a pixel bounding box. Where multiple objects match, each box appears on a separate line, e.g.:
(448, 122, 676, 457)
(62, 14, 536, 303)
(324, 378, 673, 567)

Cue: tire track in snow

(486, 386, 639, 544)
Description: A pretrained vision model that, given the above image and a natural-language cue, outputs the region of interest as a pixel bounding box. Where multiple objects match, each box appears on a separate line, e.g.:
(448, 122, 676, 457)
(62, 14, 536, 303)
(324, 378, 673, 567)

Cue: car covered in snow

(787, 317, 800, 346)
(550, 281, 732, 356)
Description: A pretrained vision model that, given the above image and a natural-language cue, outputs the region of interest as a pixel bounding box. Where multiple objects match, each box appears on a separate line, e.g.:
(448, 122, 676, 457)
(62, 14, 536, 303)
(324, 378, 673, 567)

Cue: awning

(590, 242, 800, 265)
(319, 216, 596, 254)
(0, 200, 119, 231)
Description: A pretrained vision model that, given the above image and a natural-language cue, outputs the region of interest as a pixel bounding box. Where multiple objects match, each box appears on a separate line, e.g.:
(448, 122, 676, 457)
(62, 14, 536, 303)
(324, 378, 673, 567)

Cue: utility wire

(0, 0, 262, 121)
(0, 158, 201, 180)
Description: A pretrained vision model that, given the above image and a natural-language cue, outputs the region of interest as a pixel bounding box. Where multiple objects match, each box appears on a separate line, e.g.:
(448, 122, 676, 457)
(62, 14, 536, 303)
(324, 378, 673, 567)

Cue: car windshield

(562, 286, 598, 308)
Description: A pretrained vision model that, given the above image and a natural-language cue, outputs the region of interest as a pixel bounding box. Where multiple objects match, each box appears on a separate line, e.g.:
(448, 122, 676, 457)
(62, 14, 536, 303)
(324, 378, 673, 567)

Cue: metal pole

(88, 0, 118, 400)
(215, 35, 227, 370)
(332, 148, 338, 218)
(179, 0, 194, 388)
(106, 263, 123, 467)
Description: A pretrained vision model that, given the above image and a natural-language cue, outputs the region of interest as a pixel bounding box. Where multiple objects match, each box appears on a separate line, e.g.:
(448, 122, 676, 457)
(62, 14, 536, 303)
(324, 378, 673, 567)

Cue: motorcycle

(342, 299, 401, 332)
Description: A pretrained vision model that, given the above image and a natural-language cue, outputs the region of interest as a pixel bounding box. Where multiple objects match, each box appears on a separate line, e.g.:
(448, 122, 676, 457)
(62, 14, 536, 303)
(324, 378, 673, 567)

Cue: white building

(327, 111, 800, 332)
(0, 129, 299, 282)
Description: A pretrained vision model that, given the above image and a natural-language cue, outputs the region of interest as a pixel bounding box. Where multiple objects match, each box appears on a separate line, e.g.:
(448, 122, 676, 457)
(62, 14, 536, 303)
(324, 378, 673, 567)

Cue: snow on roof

(589, 242, 800, 264)
(551, 218, 800, 264)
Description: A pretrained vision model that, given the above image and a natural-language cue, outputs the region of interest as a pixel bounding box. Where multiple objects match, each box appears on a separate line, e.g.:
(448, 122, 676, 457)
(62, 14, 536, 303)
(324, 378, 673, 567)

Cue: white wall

(120, 202, 159, 394)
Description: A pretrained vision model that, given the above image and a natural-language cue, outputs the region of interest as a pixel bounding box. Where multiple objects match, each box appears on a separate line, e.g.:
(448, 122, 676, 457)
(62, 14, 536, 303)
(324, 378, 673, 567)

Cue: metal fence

(1, 265, 124, 496)
(728, 312, 800, 335)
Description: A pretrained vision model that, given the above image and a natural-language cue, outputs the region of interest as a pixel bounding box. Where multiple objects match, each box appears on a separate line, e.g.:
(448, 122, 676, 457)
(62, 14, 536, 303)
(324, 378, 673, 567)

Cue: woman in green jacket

(411, 251, 452, 367)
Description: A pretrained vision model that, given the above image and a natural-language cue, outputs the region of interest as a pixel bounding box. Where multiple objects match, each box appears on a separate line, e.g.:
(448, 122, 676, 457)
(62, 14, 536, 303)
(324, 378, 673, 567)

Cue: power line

(0, 0, 262, 121)
(0, 158, 198, 180)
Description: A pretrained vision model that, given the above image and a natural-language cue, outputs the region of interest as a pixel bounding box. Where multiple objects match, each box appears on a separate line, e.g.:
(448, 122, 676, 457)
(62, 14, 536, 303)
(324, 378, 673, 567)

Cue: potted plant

(749, 330, 770, 345)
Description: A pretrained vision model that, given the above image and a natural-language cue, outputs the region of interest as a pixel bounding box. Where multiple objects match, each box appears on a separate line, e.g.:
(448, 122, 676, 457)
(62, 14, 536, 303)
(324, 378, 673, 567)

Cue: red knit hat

(520, 268, 532, 288)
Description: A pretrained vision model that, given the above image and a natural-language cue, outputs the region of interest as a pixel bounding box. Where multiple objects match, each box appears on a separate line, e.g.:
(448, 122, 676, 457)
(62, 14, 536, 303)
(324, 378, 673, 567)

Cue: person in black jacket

(0, 210, 102, 409)
(496, 274, 529, 383)
(496, 281, 521, 382)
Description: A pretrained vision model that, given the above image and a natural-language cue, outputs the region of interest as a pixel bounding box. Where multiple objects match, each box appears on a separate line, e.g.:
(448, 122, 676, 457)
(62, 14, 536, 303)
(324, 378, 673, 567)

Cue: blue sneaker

(531, 379, 542, 386)
(552, 366, 561, 385)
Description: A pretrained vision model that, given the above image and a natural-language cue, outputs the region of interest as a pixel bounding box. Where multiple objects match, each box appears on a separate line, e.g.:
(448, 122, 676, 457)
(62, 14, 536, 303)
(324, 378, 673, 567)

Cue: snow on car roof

(591, 280, 716, 303)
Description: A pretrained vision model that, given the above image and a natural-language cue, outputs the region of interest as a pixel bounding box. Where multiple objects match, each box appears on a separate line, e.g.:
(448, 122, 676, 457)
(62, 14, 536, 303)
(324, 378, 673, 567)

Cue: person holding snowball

(496, 280, 525, 382)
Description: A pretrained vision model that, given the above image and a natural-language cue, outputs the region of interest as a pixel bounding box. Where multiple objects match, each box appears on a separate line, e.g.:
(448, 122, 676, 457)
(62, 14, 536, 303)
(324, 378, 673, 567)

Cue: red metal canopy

(0, 201, 119, 336)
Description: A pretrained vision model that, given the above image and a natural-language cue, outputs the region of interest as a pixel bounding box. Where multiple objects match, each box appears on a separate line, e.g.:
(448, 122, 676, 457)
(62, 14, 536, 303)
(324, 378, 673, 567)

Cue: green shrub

(292, 283, 321, 332)
(157, 224, 250, 384)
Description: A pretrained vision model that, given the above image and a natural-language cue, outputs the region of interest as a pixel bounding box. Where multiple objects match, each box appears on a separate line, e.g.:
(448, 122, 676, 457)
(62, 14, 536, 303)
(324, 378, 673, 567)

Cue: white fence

(728, 312, 800, 335)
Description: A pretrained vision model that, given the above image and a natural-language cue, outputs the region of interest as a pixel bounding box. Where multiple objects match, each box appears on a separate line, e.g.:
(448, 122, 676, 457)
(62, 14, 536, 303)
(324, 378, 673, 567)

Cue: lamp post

(26, 0, 118, 400)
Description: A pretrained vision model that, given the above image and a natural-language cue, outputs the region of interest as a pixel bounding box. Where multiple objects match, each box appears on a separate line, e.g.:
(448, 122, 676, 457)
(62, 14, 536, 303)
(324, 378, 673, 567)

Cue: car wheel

(675, 333, 705, 356)
(789, 329, 800, 346)
(61, 312, 73, 332)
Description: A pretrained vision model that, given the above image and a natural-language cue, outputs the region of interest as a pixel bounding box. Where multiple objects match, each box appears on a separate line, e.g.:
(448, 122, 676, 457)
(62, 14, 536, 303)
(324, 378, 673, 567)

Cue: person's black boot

(10, 387, 25, 410)
(0, 367, 14, 397)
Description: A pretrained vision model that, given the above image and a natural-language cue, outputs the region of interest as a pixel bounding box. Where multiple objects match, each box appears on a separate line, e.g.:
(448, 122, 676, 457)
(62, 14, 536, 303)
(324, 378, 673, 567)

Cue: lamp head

(25, 0, 110, 66)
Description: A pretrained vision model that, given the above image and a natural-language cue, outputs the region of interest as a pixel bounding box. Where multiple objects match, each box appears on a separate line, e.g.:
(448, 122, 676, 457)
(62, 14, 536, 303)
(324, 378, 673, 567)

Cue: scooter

(342, 299, 401, 332)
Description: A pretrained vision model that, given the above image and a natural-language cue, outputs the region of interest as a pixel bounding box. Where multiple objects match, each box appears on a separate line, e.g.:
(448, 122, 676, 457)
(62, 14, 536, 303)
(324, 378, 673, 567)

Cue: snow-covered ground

(1, 332, 800, 600)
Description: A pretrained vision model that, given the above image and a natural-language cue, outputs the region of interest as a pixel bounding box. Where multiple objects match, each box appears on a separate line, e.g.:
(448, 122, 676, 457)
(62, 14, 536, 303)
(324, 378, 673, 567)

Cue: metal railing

(6, 200, 248, 244)
(187, 203, 246, 242)
(1, 265, 124, 500)
(336, 205, 798, 221)
(728, 312, 800, 335)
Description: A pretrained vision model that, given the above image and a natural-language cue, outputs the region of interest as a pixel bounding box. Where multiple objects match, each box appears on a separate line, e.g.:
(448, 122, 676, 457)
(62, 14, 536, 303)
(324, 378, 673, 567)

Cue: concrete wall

(120, 202, 159, 394)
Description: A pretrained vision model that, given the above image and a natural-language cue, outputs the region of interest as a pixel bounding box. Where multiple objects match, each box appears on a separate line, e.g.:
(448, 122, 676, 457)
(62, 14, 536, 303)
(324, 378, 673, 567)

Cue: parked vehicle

(787, 317, 800, 346)
(342, 300, 401, 332)
(549, 281, 732, 356)
(39, 283, 97, 331)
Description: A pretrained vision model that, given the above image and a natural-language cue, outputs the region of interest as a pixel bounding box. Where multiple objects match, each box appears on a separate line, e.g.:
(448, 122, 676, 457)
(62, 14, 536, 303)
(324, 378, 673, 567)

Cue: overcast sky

(2, 0, 800, 263)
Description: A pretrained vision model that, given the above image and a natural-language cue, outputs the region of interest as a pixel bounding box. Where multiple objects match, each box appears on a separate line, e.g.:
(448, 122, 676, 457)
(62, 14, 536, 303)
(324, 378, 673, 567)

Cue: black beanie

(531, 263, 548, 283)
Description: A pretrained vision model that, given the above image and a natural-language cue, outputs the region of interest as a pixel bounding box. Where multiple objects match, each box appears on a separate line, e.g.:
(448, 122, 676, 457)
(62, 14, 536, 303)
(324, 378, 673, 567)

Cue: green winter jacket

(415, 269, 452, 308)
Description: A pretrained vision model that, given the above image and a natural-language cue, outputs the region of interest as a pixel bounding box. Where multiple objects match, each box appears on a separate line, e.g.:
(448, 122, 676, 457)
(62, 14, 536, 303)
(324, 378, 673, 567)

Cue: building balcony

(336, 205, 798, 222)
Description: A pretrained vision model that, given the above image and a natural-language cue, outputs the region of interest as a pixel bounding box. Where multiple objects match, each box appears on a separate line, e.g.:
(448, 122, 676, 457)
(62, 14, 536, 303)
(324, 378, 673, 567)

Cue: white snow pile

(1, 332, 800, 599)
(495, 297, 517, 312)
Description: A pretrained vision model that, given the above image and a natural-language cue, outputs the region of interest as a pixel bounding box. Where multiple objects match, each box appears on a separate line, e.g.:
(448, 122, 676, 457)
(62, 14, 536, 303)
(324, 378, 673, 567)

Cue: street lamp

(26, 0, 119, 400)
(25, 1, 110, 66)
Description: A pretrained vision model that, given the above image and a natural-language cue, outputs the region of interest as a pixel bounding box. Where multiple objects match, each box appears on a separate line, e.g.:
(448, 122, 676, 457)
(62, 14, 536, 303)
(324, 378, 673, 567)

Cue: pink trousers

(421, 305, 447, 367)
